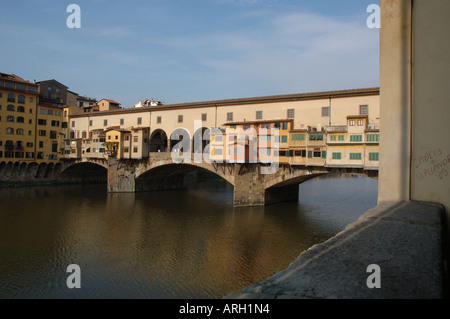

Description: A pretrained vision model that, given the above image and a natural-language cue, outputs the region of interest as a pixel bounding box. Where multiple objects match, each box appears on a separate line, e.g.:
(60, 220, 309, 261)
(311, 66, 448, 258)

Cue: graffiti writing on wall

(414, 148, 450, 181)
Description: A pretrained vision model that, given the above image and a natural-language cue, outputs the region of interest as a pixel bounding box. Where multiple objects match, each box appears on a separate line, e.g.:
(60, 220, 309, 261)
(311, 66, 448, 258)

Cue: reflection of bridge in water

(54, 152, 377, 207)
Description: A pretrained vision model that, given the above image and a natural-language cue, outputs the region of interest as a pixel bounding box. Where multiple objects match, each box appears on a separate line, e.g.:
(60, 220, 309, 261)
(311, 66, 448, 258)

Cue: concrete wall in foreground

(379, 0, 450, 265)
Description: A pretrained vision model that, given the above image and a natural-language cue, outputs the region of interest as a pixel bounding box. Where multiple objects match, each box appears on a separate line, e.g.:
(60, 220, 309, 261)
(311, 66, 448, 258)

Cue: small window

(287, 109, 295, 119)
(322, 107, 329, 117)
(227, 113, 233, 122)
(201, 113, 207, 121)
(349, 120, 355, 126)
(137, 117, 142, 125)
(104, 119, 108, 127)
(360, 105, 368, 115)
(256, 111, 263, 120)
(157, 116, 162, 124)
(120, 119, 124, 125)
(178, 115, 183, 123)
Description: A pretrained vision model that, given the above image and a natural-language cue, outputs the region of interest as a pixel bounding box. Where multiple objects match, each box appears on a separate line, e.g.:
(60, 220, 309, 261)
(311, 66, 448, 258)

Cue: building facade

(0, 73, 39, 162)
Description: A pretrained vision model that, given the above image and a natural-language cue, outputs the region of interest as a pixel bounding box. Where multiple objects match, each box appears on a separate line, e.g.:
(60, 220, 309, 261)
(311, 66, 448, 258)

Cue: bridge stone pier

(102, 153, 376, 207)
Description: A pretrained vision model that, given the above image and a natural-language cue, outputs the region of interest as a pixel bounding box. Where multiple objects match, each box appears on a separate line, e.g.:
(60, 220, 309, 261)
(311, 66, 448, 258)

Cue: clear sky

(0, 0, 379, 107)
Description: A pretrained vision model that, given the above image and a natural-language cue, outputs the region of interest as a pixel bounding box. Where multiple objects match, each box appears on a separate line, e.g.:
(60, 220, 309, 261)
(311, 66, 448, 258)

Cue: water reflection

(0, 173, 377, 299)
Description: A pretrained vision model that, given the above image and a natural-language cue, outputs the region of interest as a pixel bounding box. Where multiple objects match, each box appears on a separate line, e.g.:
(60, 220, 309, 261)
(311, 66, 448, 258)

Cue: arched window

(16, 117, 24, 123)
(17, 106, 25, 113)
(7, 93, 15, 103)
(6, 128, 14, 135)
(18, 95, 25, 104)
(6, 116, 14, 122)
(16, 128, 24, 135)
(7, 105, 15, 111)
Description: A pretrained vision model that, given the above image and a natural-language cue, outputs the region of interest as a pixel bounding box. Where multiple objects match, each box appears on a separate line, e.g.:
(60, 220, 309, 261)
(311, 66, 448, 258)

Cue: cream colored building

(68, 87, 380, 162)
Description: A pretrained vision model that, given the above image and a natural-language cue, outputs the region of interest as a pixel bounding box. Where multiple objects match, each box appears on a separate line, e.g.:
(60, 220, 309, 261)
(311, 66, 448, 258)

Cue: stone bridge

(63, 153, 377, 207)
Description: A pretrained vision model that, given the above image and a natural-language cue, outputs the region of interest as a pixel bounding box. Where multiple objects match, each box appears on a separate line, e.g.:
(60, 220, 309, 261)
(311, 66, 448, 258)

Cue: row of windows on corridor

(69, 105, 372, 127)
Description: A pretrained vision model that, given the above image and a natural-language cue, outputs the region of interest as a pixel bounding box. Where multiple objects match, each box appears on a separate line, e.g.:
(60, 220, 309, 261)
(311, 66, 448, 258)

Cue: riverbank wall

(225, 201, 448, 299)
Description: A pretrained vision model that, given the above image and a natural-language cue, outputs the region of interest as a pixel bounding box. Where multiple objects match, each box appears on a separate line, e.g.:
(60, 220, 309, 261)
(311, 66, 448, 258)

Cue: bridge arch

(60, 161, 108, 184)
(135, 160, 235, 192)
(150, 129, 168, 153)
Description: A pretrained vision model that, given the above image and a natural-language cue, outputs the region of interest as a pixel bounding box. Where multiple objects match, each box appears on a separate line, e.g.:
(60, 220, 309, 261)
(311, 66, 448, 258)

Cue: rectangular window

(332, 152, 342, 160)
(47, 110, 54, 116)
(366, 134, 380, 142)
(281, 135, 288, 143)
(178, 115, 183, 123)
(369, 152, 380, 161)
(292, 134, 305, 141)
(350, 135, 363, 142)
(338, 135, 345, 141)
(214, 135, 223, 142)
(287, 109, 295, 119)
(38, 119, 47, 125)
(282, 122, 289, 130)
(120, 119, 124, 125)
(71, 121, 75, 128)
(309, 133, 324, 141)
(349, 120, 355, 126)
(357, 119, 364, 126)
(124, 147, 129, 153)
(256, 111, 263, 120)
(322, 107, 329, 117)
(52, 143, 58, 153)
(330, 135, 337, 141)
(157, 116, 162, 124)
(137, 117, 142, 125)
(133, 147, 138, 153)
(134, 136, 138, 143)
(104, 119, 108, 127)
(308, 150, 313, 158)
(360, 105, 368, 115)
(201, 113, 207, 121)
(227, 112, 233, 122)
(214, 148, 223, 156)
(38, 130, 46, 137)
(350, 153, 362, 160)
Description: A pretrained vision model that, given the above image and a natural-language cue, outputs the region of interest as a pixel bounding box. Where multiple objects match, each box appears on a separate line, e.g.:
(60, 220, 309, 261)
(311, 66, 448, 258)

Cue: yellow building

(325, 115, 379, 170)
(0, 73, 39, 162)
(36, 101, 65, 162)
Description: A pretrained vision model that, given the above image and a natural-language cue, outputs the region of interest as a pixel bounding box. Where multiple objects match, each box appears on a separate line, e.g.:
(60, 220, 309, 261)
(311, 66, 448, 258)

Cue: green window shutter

(332, 152, 341, 160)
(338, 135, 345, 141)
(281, 135, 288, 143)
(322, 151, 326, 159)
(330, 135, 336, 141)
(369, 153, 379, 161)
(292, 134, 305, 141)
(308, 151, 313, 158)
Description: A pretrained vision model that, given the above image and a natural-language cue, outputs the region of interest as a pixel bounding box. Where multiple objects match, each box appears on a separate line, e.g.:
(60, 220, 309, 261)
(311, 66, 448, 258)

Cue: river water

(0, 173, 377, 299)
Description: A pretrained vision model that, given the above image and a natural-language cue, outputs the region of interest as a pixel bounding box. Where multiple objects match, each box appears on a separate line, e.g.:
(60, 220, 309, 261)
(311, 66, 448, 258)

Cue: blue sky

(0, 0, 379, 107)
